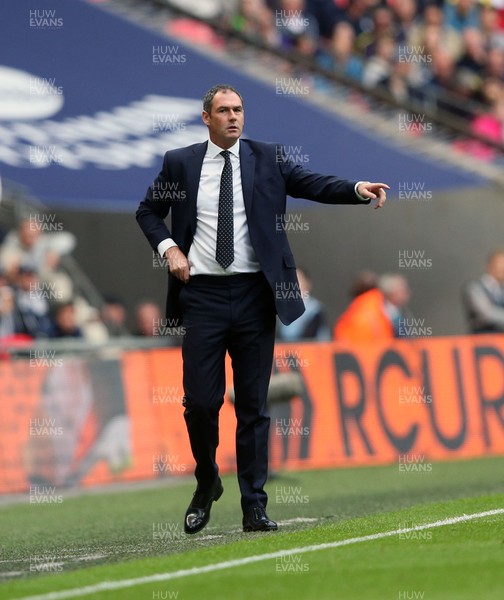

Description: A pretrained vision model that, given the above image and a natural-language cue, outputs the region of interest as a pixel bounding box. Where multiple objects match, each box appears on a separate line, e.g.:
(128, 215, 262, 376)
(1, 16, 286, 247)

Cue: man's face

(102, 303, 126, 325)
(18, 220, 40, 249)
(17, 271, 36, 291)
(136, 304, 161, 336)
(387, 279, 410, 308)
(488, 253, 504, 285)
(202, 90, 244, 149)
(56, 305, 76, 331)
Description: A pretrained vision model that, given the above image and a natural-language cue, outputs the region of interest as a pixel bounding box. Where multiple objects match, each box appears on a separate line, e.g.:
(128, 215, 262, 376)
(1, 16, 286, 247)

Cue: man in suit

(136, 84, 388, 534)
(463, 249, 504, 333)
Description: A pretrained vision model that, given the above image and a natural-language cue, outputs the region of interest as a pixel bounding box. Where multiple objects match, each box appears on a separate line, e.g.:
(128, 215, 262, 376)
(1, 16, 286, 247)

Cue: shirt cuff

(354, 181, 370, 201)
(157, 238, 178, 258)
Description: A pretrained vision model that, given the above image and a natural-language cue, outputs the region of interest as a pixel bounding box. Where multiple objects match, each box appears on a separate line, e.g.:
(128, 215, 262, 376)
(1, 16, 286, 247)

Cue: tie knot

(220, 150, 230, 160)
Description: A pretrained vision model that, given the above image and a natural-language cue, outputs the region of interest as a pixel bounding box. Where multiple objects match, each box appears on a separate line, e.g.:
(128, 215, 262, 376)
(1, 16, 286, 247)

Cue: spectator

(101, 294, 130, 337)
(443, 0, 480, 34)
(134, 301, 162, 336)
(335, 284, 392, 342)
(409, 3, 462, 55)
(75, 297, 109, 342)
(379, 273, 412, 336)
(342, 0, 372, 40)
(0, 266, 8, 289)
(424, 46, 472, 117)
(463, 249, 504, 333)
(334, 273, 411, 342)
(470, 92, 504, 159)
(485, 46, 504, 80)
(362, 35, 396, 88)
(305, 0, 343, 40)
(0, 284, 23, 340)
(230, 0, 279, 45)
(456, 83, 504, 158)
(317, 20, 364, 81)
(14, 264, 54, 338)
(393, 0, 418, 45)
(479, 76, 503, 107)
(276, 0, 319, 53)
(0, 216, 76, 301)
(480, 5, 504, 51)
(0, 266, 34, 345)
(456, 27, 487, 97)
(276, 267, 331, 341)
(384, 59, 416, 102)
(427, 46, 459, 92)
(358, 6, 399, 57)
(407, 4, 464, 78)
(349, 269, 379, 298)
(51, 302, 83, 338)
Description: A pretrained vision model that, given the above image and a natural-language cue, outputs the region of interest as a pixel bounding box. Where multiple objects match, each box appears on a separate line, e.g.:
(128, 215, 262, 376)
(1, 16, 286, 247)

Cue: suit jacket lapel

(240, 140, 255, 219)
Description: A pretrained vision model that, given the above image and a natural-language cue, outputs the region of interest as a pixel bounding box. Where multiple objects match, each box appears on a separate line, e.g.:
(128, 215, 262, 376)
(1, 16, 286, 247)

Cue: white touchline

(16, 508, 504, 600)
(0, 554, 107, 565)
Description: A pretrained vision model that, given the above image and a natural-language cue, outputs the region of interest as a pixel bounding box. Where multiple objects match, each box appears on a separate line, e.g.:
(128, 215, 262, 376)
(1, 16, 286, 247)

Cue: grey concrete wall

(56, 184, 504, 335)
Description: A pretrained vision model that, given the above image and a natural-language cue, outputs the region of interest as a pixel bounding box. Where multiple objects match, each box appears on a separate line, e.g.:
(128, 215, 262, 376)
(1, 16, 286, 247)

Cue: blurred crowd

(278, 251, 504, 342)
(223, 0, 504, 157)
(1, 216, 502, 343)
(278, 266, 415, 342)
(0, 216, 168, 343)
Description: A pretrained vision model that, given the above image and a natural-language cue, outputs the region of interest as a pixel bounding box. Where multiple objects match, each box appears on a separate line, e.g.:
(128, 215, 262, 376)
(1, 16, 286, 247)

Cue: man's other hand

(165, 246, 190, 283)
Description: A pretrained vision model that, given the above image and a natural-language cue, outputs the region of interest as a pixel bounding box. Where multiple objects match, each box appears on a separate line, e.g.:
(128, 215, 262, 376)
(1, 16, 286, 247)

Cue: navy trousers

(180, 272, 276, 513)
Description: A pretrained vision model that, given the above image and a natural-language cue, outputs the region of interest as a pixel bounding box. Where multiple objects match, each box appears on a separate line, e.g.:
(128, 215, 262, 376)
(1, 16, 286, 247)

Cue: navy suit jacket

(136, 139, 369, 325)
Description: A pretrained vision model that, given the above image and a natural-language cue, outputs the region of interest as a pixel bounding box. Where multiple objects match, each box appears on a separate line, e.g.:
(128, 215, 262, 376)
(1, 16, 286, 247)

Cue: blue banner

(0, 0, 485, 211)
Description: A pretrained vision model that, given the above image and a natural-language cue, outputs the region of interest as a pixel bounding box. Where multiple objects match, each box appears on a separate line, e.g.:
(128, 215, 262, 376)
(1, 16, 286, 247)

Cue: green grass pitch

(1, 456, 503, 599)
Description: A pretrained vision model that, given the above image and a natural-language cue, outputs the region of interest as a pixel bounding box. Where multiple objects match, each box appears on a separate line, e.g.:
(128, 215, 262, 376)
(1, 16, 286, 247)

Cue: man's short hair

(203, 84, 243, 114)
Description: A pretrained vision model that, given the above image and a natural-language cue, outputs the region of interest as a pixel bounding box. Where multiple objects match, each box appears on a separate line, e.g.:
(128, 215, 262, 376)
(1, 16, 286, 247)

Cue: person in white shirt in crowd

(0, 216, 76, 301)
(464, 249, 504, 334)
(276, 267, 331, 341)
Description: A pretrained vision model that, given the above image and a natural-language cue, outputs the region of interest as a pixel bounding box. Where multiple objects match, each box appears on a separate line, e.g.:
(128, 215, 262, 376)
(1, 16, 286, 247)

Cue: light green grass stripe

(16, 508, 504, 600)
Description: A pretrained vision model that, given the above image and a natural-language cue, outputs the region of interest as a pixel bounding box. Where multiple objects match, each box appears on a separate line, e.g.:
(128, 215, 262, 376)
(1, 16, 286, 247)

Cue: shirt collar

(383, 299, 401, 319)
(207, 138, 240, 159)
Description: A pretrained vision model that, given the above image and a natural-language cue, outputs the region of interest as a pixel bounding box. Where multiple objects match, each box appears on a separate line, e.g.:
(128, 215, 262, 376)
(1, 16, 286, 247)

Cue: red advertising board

(1, 335, 503, 494)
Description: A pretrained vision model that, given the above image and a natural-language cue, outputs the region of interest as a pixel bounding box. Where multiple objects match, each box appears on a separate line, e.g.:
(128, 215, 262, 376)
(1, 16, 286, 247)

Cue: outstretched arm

(279, 152, 389, 207)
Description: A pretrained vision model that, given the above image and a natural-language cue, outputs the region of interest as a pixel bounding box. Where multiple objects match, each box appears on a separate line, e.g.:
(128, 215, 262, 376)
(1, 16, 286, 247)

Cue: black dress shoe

(184, 478, 223, 535)
(242, 507, 278, 532)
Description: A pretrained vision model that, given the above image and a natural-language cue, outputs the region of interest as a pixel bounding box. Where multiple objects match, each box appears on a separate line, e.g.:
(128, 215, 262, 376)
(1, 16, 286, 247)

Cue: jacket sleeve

(135, 152, 174, 253)
(278, 148, 370, 205)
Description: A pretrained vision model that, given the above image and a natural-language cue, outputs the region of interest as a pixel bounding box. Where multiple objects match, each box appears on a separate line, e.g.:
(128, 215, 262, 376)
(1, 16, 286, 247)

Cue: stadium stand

(130, 0, 504, 163)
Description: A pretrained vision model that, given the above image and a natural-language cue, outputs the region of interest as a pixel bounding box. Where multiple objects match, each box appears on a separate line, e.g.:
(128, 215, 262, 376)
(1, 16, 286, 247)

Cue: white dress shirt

(157, 139, 260, 275)
(157, 138, 369, 272)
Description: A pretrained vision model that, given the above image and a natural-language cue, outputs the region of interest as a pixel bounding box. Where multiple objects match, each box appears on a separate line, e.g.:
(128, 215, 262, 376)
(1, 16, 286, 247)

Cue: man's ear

(202, 110, 210, 125)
